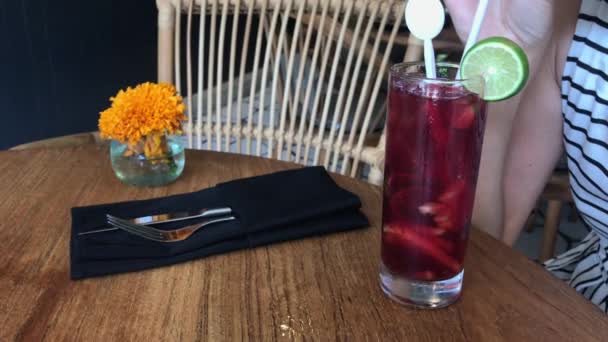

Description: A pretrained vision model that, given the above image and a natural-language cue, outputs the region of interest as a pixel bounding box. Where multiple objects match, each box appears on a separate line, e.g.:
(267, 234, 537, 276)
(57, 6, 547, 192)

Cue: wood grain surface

(0, 146, 606, 341)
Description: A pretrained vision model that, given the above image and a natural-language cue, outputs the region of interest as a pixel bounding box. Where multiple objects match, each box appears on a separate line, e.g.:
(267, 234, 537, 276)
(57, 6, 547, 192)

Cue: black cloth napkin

(70, 166, 369, 279)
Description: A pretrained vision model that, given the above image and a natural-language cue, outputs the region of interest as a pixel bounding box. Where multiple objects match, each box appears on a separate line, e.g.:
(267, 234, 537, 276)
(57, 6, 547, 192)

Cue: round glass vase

(110, 135, 186, 187)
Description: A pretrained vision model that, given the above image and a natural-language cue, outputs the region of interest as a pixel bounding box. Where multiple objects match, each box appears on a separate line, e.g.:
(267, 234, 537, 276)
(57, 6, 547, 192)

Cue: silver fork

(106, 214, 236, 242)
(79, 207, 232, 236)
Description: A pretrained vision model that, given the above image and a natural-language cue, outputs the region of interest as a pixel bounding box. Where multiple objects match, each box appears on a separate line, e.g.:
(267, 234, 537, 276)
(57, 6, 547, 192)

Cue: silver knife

(78, 207, 233, 236)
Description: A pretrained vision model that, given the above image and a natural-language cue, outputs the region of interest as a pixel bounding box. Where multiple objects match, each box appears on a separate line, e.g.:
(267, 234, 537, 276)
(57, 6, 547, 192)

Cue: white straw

(424, 40, 437, 78)
(461, 0, 489, 59)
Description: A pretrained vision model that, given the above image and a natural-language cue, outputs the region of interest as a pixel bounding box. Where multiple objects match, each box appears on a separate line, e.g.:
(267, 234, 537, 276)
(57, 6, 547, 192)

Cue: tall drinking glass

(379, 62, 487, 308)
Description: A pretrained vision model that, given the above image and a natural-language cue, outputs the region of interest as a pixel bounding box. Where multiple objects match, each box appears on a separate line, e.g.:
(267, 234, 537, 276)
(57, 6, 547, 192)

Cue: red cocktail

(379, 63, 487, 308)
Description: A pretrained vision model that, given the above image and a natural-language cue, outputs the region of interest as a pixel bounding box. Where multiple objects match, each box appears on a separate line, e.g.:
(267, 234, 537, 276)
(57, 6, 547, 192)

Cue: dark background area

(0, 0, 158, 149)
(0, 1, 443, 150)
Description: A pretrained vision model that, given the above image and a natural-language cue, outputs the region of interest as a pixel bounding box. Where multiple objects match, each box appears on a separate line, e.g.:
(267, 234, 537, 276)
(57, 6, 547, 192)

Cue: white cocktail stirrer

(458, 0, 490, 76)
(405, 0, 445, 79)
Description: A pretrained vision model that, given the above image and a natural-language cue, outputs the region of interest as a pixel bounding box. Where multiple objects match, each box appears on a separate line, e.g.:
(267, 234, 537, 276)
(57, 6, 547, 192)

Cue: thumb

(443, 0, 482, 41)
(443, 0, 479, 14)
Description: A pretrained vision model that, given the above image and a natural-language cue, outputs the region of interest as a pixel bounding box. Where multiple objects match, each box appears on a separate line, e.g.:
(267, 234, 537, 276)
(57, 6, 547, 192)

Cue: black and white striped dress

(544, 0, 608, 313)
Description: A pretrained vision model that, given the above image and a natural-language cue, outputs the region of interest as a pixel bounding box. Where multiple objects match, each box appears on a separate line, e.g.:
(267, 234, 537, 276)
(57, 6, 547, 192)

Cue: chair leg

(524, 204, 539, 232)
(157, 0, 175, 84)
(540, 200, 563, 262)
(567, 202, 579, 223)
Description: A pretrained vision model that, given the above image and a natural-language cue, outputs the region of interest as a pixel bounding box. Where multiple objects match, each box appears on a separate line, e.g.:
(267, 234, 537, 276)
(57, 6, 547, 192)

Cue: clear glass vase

(110, 135, 186, 187)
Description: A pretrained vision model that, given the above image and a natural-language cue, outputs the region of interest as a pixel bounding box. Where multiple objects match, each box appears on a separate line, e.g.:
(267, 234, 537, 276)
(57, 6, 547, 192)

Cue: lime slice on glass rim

(460, 37, 529, 102)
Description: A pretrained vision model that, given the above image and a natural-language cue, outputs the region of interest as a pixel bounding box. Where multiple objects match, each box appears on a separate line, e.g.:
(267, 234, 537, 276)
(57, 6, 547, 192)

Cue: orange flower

(98, 82, 186, 146)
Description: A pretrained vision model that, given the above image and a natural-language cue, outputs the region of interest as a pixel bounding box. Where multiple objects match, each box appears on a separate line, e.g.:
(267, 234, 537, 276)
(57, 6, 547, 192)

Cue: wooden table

(1, 146, 606, 341)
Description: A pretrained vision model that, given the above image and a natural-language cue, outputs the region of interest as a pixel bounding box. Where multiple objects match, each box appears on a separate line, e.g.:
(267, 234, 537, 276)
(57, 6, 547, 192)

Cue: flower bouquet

(99, 82, 187, 186)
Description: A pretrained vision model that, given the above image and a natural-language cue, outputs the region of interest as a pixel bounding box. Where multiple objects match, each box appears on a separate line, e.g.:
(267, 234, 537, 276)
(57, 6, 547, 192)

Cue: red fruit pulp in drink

(381, 79, 487, 281)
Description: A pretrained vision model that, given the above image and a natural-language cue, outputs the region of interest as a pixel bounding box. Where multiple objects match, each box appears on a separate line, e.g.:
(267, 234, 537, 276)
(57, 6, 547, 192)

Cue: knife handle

(200, 207, 232, 218)
(132, 207, 233, 225)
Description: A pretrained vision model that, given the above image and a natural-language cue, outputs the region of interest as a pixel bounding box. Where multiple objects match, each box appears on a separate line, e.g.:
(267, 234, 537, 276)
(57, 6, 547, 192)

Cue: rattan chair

(156, 0, 447, 184)
(538, 172, 574, 262)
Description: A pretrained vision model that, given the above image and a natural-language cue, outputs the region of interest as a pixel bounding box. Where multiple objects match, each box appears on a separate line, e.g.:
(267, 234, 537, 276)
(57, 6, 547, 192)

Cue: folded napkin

(70, 166, 369, 279)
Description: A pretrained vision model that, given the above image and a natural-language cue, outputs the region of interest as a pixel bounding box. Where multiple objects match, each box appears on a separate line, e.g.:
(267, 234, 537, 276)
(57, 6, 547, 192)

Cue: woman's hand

(444, 0, 555, 54)
(441, 0, 562, 239)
